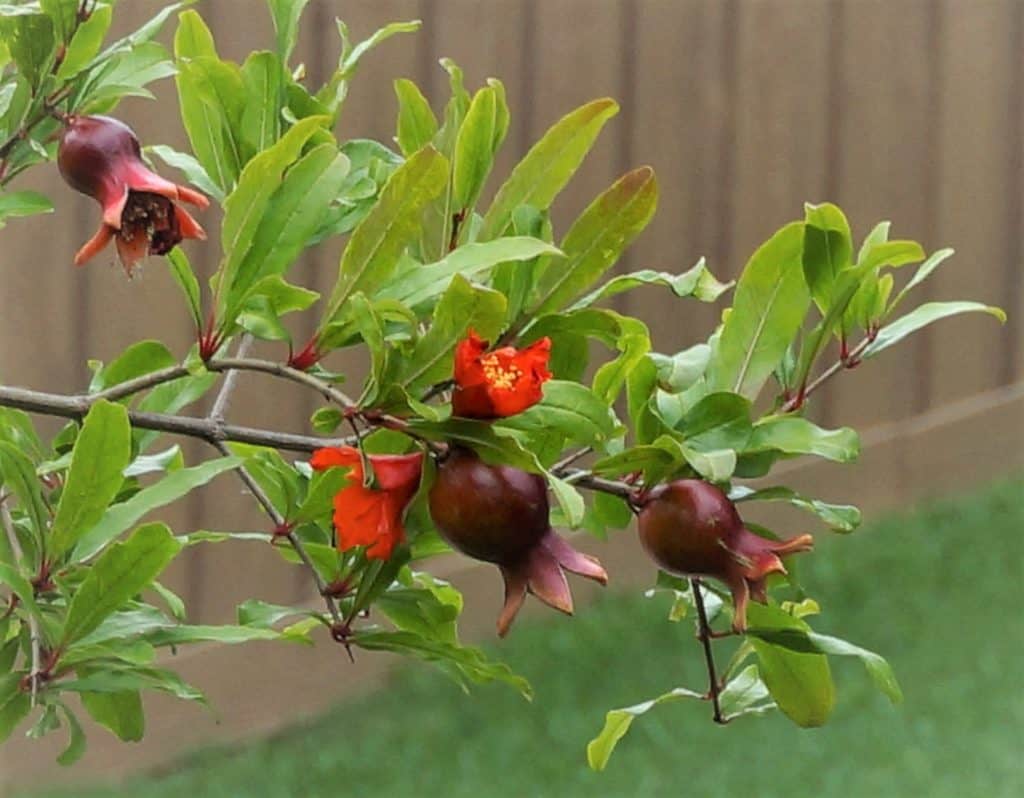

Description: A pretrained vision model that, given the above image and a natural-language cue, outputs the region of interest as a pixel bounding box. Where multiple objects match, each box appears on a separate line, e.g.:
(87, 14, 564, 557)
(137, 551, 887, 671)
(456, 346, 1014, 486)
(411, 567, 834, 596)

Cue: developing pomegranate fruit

(637, 479, 813, 632)
(428, 447, 608, 636)
(58, 115, 208, 275)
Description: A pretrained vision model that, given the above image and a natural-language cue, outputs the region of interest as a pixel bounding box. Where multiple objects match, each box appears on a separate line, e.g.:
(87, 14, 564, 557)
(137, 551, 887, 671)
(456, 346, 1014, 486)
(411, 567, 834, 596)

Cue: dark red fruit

(429, 447, 608, 636)
(637, 479, 813, 631)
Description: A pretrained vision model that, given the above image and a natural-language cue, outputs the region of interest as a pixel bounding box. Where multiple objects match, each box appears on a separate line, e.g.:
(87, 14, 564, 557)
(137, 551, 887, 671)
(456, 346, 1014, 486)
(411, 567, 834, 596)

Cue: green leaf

(572, 258, 731, 309)
(802, 202, 852, 313)
(55, 701, 87, 765)
(407, 419, 541, 473)
(731, 485, 861, 533)
(678, 392, 752, 452)
(50, 401, 131, 558)
(55, 2, 111, 79)
(0, 190, 53, 227)
(718, 664, 775, 721)
(89, 340, 176, 393)
(399, 274, 506, 393)
(0, 562, 42, 621)
(80, 690, 144, 743)
(144, 624, 282, 647)
(529, 167, 658, 317)
(73, 456, 241, 561)
(745, 626, 902, 705)
(479, 98, 619, 240)
(379, 237, 561, 309)
(745, 603, 835, 728)
(748, 417, 859, 463)
(321, 146, 448, 325)
(353, 630, 531, 698)
(394, 78, 437, 157)
(62, 524, 182, 646)
(215, 115, 329, 307)
(452, 86, 504, 216)
(240, 50, 284, 158)
(0, 11, 54, 88)
(586, 687, 704, 771)
(547, 475, 586, 528)
(887, 248, 955, 315)
(59, 665, 205, 704)
(0, 441, 48, 545)
(0, 672, 30, 744)
(265, 0, 311, 64)
(225, 143, 350, 317)
(709, 222, 810, 400)
(497, 380, 620, 450)
(865, 301, 1006, 359)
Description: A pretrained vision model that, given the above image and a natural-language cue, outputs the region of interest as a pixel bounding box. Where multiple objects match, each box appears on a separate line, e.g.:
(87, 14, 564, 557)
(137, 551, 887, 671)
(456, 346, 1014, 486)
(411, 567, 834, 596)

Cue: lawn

(24, 476, 1024, 798)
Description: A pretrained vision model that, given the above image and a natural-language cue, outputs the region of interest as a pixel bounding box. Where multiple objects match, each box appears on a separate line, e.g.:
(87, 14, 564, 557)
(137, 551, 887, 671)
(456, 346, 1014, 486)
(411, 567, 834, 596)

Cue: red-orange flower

(310, 446, 423, 560)
(58, 115, 208, 276)
(452, 331, 552, 419)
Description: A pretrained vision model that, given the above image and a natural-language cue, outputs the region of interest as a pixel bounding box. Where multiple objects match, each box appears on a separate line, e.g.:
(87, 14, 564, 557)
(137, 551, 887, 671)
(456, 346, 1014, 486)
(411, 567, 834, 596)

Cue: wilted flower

(452, 331, 552, 419)
(310, 446, 423, 561)
(58, 115, 208, 276)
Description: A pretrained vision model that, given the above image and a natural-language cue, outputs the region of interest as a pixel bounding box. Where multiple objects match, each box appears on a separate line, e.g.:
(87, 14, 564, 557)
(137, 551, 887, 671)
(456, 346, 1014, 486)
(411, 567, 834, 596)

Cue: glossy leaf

(0, 673, 30, 744)
(709, 222, 810, 400)
(80, 690, 144, 743)
(55, 2, 112, 79)
(266, 0, 311, 64)
(802, 202, 852, 313)
(678, 392, 752, 453)
(240, 50, 284, 157)
(0, 441, 48, 545)
(394, 78, 438, 157)
(718, 664, 776, 721)
(0, 190, 53, 227)
(529, 167, 658, 317)
(731, 485, 861, 533)
(62, 524, 181, 646)
(322, 146, 448, 326)
(887, 247, 955, 315)
(747, 417, 859, 463)
(865, 301, 1006, 359)
(73, 456, 241, 561)
(452, 85, 504, 216)
(745, 603, 835, 728)
(50, 401, 131, 559)
(587, 686, 704, 771)
(479, 98, 619, 240)
(572, 257, 731, 309)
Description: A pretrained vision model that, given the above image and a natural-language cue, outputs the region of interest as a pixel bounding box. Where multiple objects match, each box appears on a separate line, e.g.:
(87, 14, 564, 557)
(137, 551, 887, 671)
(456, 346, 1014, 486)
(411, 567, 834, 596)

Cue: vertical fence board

(927, 1, 1014, 406)
(819, 0, 937, 431)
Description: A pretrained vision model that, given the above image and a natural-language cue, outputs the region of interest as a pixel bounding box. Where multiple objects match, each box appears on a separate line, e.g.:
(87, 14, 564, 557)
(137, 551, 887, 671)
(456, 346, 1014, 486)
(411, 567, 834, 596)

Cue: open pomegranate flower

(428, 447, 608, 637)
(452, 330, 552, 419)
(57, 115, 209, 276)
(637, 479, 813, 633)
(311, 446, 423, 561)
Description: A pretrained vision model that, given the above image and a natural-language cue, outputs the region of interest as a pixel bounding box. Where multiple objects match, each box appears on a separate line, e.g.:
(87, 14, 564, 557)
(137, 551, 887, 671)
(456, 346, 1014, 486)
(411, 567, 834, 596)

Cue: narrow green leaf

(887, 248, 955, 315)
(529, 167, 658, 317)
(0, 441, 48, 545)
(0, 190, 53, 225)
(73, 457, 241, 561)
(802, 202, 852, 313)
(573, 258, 731, 309)
(55, 2, 111, 79)
(265, 0, 311, 64)
(718, 664, 775, 720)
(55, 701, 87, 766)
(480, 98, 619, 241)
(586, 687, 704, 771)
(394, 78, 438, 157)
(147, 145, 223, 202)
(0, 673, 30, 744)
(89, 341, 176, 393)
(322, 146, 448, 325)
(865, 301, 1006, 358)
(240, 50, 284, 158)
(709, 222, 810, 400)
(452, 86, 501, 215)
(379, 237, 561, 309)
(748, 417, 859, 463)
(731, 485, 861, 533)
(63, 524, 181, 646)
(678, 392, 752, 452)
(50, 401, 131, 558)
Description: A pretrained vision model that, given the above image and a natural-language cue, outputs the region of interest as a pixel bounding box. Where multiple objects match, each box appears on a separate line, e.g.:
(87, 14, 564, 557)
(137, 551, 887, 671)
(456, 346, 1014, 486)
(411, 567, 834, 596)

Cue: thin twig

(691, 578, 726, 724)
(1, 502, 41, 705)
(208, 336, 254, 422)
(210, 441, 342, 625)
(551, 447, 593, 474)
(782, 335, 873, 413)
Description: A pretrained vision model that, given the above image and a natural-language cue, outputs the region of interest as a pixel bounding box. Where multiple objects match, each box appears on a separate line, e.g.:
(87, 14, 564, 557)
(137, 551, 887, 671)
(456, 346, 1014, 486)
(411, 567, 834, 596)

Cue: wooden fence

(1, 0, 1021, 789)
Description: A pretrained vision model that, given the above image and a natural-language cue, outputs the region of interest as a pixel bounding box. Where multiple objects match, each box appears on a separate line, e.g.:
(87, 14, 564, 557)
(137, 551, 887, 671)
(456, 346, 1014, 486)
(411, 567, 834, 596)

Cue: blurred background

(1, 1, 1021, 795)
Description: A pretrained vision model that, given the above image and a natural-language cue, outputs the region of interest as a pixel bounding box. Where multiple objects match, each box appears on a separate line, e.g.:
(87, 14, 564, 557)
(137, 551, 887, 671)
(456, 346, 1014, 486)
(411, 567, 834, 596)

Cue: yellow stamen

(481, 353, 521, 390)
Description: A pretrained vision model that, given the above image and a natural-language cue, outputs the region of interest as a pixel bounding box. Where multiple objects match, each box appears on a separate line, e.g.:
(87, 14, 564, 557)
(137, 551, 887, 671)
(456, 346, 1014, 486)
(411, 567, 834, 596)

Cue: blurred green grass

(25, 476, 1024, 798)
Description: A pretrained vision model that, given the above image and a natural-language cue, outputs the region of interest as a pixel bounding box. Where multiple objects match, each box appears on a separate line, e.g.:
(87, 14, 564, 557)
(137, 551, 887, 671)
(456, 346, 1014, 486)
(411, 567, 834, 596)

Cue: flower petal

(311, 446, 362, 472)
(73, 223, 115, 267)
(174, 204, 207, 242)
